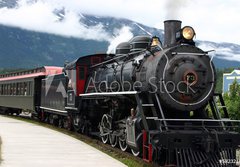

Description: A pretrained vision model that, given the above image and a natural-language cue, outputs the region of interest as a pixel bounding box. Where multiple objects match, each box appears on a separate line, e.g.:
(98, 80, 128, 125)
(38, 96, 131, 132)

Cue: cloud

(0, 0, 112, 41)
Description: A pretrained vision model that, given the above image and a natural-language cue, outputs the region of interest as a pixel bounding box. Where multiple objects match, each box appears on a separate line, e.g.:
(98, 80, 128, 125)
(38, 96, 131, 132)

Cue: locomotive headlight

(182, 26, 195, 40)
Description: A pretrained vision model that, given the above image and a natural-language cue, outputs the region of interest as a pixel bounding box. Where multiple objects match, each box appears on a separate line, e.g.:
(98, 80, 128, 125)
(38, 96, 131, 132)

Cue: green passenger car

(0, 67, 63, 114)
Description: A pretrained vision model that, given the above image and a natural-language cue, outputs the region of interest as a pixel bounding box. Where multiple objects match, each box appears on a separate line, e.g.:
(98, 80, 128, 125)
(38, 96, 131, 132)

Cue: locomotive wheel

(101, 134, 109, 144)
(131, 149, 140, 157)
(118, 134, 128, 151)
(49, 114, 53, 124)
(23, 110, 30, 115)
(49, 114, 58, 126)
(63, 116, 73, 131)
(73, 114, 81, 132)
(58, 117, 64, 128)
(109, 133, 118, 147)
(100, 114, 111, 144)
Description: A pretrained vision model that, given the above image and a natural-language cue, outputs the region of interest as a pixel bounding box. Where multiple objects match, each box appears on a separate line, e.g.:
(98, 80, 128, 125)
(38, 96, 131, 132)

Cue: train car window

(4, 84, 6, 95)
(19, 83, 21, 95)
(6, 84, 8, 95)
(20, 83, 22, 95)
(17, 83, 19, 95)
(13, 84, 15, 95)
(0, 84, 2, 95)
(3, 84, 5, 95)
(29, 82, 33, 96)
(3, 84, 7, 95)
(9, 84, 11, 95)
(10, 84, 13, 95)
(20, 83, 23, 95)
(91, 57, 101, 65)
(24, 82, 27, 96)
(7, 84, 9, 95)
(79, 66, 85, 80)
(18, 83, 20, 95)
(27, 82, 30, 96)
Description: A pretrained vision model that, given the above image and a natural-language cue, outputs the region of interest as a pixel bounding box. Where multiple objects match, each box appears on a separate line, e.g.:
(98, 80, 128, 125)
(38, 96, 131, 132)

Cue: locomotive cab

(64, 54, 105, 108)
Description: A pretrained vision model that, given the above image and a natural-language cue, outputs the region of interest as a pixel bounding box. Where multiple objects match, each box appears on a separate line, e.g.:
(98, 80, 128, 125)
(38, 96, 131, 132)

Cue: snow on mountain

(197, 41, 240, 62)
(0, 0, 17, 8)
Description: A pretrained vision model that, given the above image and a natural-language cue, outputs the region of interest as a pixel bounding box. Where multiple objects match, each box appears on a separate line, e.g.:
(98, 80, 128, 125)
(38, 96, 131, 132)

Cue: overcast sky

(0, 0, 239, 45)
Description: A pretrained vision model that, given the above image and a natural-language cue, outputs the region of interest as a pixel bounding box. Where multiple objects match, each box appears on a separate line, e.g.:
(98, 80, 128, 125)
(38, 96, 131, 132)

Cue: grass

(4, 115, 153, 167)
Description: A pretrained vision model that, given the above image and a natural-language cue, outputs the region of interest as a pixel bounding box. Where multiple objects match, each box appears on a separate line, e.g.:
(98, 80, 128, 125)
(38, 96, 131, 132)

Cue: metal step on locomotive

(0, 20, 239, 166)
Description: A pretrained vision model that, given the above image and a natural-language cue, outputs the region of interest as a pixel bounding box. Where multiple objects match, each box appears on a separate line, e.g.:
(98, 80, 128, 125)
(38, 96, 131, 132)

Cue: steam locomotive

(0, 20, 240, 166)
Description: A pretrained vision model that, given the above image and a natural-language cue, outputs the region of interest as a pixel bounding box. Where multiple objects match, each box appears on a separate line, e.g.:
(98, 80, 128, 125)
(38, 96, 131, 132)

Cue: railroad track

(3, 113, 153, 167)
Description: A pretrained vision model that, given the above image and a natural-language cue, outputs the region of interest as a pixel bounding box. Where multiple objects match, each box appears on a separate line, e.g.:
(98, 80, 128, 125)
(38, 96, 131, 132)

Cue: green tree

(223, 78, 240, 120)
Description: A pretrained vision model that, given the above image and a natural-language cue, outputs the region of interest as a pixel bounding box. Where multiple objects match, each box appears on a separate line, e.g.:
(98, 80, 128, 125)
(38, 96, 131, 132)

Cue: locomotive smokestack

(164, 20, 182, 47)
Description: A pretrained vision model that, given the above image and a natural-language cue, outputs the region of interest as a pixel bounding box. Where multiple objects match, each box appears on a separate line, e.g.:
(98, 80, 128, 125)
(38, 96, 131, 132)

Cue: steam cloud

(165, 0, 189, 19)
(107, 26, 133, 54)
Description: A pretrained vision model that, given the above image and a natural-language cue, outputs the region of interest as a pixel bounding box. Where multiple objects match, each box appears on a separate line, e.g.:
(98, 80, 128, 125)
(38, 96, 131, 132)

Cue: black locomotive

(0, 20, 240, 166)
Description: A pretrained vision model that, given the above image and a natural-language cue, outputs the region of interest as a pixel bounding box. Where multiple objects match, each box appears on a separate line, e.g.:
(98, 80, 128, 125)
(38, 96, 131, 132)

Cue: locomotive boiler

(90, 20, 215, 112)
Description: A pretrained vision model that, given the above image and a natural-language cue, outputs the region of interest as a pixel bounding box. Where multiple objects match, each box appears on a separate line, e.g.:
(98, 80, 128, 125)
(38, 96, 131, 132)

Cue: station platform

(0, 115, 127, 167)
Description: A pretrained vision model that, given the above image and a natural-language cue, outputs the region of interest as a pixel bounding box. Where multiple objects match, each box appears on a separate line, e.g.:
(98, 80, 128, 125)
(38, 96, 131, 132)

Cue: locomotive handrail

(171, 52, 208, 56)
(146, 117, 240, 123)
(146, 117, 240, 132)
(90, 54, 128, 68)
(80, 91, 138, 97)
(90, 49, 145, 68)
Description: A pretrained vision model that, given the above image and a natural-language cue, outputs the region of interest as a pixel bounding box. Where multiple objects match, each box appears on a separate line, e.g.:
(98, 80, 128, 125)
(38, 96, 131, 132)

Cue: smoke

(0, 0, 112, 41)
(165, 0, 189, 20)
(107, 26, 133, 54)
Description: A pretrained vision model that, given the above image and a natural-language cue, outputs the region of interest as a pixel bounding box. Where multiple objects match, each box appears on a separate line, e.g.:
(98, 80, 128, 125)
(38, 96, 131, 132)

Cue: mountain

(0, 25, 108, 68)
(0, 14, 164, 68)
(0, 0, 17, 8)
(0, 1, 239, 69)
(196, 41, 240, 68)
